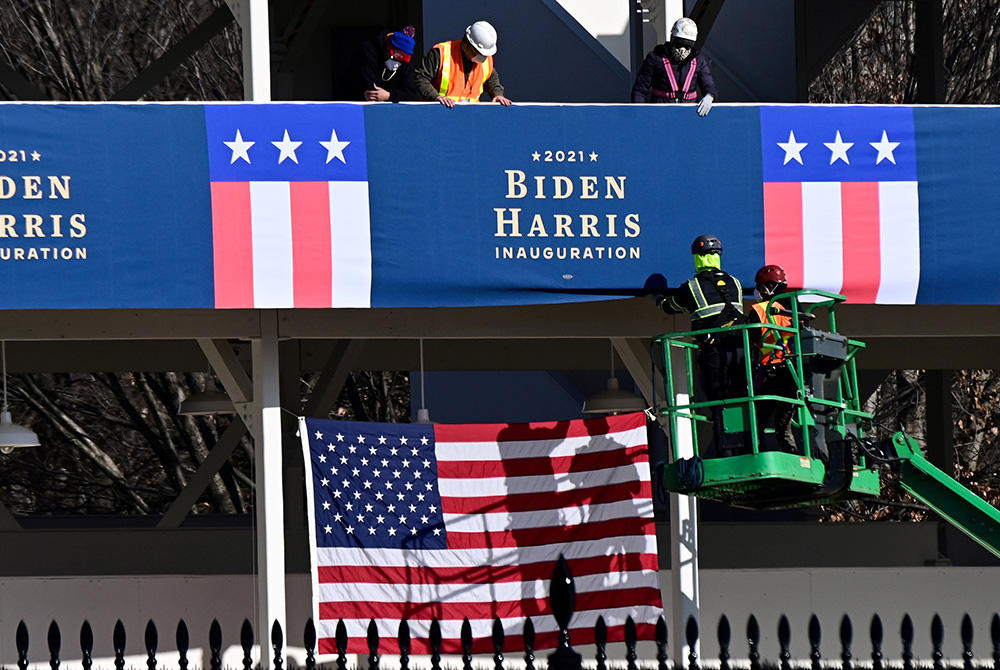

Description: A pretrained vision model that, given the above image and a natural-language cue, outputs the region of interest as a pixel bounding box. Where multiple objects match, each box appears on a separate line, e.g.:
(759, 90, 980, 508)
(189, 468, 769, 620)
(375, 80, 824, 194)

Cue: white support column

(252, 310, 285, 665)
(668, 345, 700, 667)
(227, 0, 271, 101)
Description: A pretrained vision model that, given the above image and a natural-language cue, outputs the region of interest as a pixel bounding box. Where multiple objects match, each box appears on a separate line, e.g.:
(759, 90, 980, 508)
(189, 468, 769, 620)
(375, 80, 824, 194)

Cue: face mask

(472, 54, 487, 64)
(384, 59, 401, 72)
(671, 46, 692, 61)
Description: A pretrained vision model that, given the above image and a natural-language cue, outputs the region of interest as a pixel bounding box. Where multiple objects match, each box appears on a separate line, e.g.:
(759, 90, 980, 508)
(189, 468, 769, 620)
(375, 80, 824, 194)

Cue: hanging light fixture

(582, 341, 647, 415)
(178, 364, 235, 416)
(413, 338, 435, 424)
(0, 341, 40, 454)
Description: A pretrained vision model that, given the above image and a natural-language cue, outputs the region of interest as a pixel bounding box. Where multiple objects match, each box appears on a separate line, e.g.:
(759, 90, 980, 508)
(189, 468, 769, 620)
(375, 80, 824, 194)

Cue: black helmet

(691, 234, 722, 255)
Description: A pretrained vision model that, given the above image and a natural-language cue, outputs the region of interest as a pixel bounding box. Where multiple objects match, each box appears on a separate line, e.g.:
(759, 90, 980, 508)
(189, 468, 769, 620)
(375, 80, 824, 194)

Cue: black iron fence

(8, 559, 1000, 668)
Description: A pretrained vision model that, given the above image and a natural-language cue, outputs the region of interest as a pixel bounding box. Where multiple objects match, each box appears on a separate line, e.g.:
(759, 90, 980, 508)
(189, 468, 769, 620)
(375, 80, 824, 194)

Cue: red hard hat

(755, 264, 787, 286)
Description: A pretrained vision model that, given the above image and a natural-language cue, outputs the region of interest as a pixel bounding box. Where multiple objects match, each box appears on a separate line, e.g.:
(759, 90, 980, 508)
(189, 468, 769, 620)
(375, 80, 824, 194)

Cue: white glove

(697, 94, 714, 117)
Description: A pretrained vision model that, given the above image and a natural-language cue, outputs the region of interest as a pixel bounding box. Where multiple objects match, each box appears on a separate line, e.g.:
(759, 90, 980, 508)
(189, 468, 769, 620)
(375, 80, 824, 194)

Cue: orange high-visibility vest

(752, 301, 793, 366)
(432, 40, 494, 102)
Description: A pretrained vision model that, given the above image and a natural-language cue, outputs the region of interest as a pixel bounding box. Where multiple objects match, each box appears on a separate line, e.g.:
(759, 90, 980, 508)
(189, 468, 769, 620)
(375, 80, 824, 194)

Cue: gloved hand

(696, 94, 714, 117)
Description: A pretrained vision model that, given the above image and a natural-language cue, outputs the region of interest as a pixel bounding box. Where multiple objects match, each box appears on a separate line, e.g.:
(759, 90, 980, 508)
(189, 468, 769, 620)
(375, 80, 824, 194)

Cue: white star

(326, 444, 335, 452)
(399, 515, 408, 525)
(351, 468, 360, 477)
(333, 513, 342, 522)
(360, 457, 369, 466)
(324, 525, 332, 533)
(375, 491, 384, 500)
(376, 514, 385, 524)
(357, 435, 366, 444)
(224, 130, 254, 164)
(425, 482, 434, 491)
(433, 528, 442, 536)
(388, 527, 397, 536)
(379, 436, 387, 445)
(420, 436, 429, 446)
(336, 433, 345, 442)
(402, 459, 410, 468)
(416, 493, 425, 502)
(390, 447, 399, 456)
(322, 501, 330, 510)
(346, 525, 354, 534)
(871, 130, 900, 165)
(410, 528, 418, 535)
(589, 152, 598, 162)
(314, 430, 323, 440)
(340, 456, 348, 465)
(368, 527, 377, 535)
(320, 477, 329, 487)
(345, 502, 353, 511)
(532, 151, 540, 161)
(348, 445, 357, 454)
(341, 479, 350, 488)
(353, 491, 361, 499)
(365, 503, 374, 512)
(413, 471, 422, 480)
(429, 505, 437, 513)
(824, 130, 854, 165)
(320, 129, 351, 164)
(777, 130, 807, 165)
(385, 481, 393, 490)
(411, 447, 420, 456)
(397, 492, 405, 500)
(363, 480, 373, 489)
(272, 130, 302, 164)
(332, 490, 342, 499)
(387, 504, 395, 513)
(373, 469, 382, 478)
(423, 459, 431, 469)
(369, 446, 378, 455)
(356, 513, 365, 523)
(421, 515, 429, 524)
(400, 436, 408, 446)
(318, 455, 326, 463)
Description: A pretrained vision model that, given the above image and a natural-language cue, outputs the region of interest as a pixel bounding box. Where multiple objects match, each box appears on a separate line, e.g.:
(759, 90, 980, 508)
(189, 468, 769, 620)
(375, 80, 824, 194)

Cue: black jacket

(659, 269, 744, 331)
(340, 31, 418, 102)
(631, 44, 717, 103)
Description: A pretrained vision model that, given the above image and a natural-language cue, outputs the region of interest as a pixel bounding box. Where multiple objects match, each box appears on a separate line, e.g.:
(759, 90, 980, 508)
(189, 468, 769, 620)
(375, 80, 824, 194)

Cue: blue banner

(0, 102, 992, 308)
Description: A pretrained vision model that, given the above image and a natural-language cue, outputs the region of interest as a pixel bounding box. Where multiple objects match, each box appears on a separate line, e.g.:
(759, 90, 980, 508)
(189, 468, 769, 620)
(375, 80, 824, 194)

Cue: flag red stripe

(317, 553, 660, 585)
(290, 181, 333, 308)
(434, 412, 645, 443)
(211, 181, 254, 308)
(441, 480, 653, 514)
(437, 445, 649, 479)
(763, 182, 804, 290)
(317, 623, 660, 655)
(319, 587, 662, 621)
(840, 182, 881, 303)
(445, 516, 655, 550)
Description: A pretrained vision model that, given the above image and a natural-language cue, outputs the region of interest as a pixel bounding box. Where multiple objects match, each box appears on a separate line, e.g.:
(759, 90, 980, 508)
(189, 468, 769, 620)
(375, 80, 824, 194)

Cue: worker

(413, 21, 512, 107)
(341, 26, 419, 102)
(655, 235, 745, 455)
(631, 17, 716, 116)
(748, 264, 799, 453)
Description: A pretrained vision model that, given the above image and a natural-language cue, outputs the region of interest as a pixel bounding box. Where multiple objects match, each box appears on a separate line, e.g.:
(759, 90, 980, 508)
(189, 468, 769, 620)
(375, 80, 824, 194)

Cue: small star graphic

(225, 129, 254, 164)
(357, 435, 366, 444)
(314, 431, 323, 440)
(589, 151, 598, 162)
(870, 130, 900, 165)
(346, 526, 354, 534)
(320, 129, 351, 164)
(31, 151, 40, 161)
(824, 130, 853, 165)
(532, 151, 540, 161)
(272, 129, 301, 164)
(388, 527, 397, 536)
(324, 525, 332, 534)
(777, 130, 807, 165)
(336, 433, 344, 442)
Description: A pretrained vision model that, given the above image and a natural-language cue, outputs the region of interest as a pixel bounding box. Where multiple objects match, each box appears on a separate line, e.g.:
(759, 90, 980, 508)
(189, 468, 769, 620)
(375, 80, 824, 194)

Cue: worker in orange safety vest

(748, 264, 799, 453)
(414, 21, 512, 107)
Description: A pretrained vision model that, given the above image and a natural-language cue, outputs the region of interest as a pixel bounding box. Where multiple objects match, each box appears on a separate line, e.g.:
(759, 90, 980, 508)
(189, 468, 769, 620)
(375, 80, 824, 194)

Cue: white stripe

(316, 606, 665, 641)
(329, 181, 372, 308)
(438, 462, 650, 498)
(876, 181, 920, 304)
(443, 498, 655, 533)
(436, 427, 647, 462)
(249, 182, 294, 308)
(316, 535, 659, 568)
(318, 569, 661, 604)
(801, 181, 844, 295)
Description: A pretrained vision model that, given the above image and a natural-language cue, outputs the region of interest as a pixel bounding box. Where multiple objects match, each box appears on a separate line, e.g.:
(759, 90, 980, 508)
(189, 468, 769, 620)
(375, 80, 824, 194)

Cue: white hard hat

(465, 20, 498, 56)
(670, 17, 698, 45)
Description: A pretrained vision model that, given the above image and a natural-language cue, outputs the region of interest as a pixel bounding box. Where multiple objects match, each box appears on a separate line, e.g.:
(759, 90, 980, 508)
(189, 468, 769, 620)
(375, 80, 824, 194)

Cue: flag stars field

(222, 128, 353, 165)
(777, 129, 901, 166)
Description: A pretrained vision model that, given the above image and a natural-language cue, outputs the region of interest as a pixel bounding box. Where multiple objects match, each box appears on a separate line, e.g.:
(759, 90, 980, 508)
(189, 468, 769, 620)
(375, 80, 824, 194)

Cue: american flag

(299, 413, 662, 655)
(761, 106, 920, 304)
(204, 104, 371, 308)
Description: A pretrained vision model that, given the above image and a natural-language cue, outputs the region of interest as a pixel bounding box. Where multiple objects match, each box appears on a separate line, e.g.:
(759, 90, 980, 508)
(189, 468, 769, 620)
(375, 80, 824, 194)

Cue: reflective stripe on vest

(687, 274, 743, 323)
(657, 56, 698, 101)
(752, 301, 793, 365)
(435, 41, 493, 101)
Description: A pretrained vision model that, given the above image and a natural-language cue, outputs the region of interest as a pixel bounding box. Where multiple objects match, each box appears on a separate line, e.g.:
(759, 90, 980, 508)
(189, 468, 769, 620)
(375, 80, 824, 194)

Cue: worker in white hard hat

(413, 20, 512, 107)
(631, 17, 717, 116)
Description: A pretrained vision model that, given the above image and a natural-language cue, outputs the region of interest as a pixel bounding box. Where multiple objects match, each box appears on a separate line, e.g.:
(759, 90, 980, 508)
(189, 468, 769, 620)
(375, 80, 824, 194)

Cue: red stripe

(441, 480, 652, 515)
(319, 587, 662, 622)
(839, 182, 881, 304)
(290, 182, 333, 308)
(317, 553, 660, 585)
(763, 182, 804, 290)
(317, 622, 660, 655)
(437, 445, 649, 479)
(435, 413, 645, 443)
(445, 516, 655, 550)
(211, 182, 254, 308)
